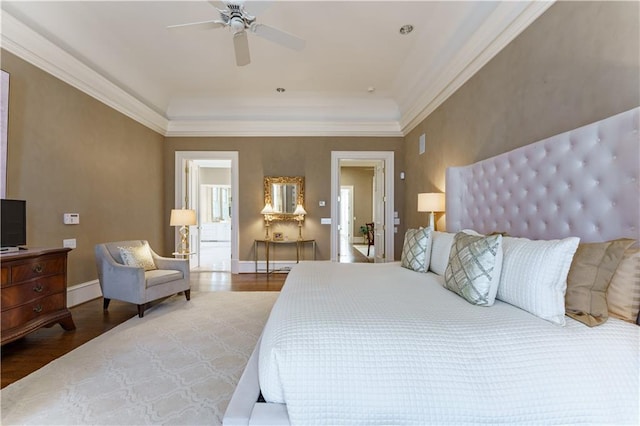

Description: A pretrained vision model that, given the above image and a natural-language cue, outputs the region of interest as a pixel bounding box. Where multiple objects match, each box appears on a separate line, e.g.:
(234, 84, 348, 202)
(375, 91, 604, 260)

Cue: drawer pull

(32, 264, 43, 274)
(33, 284, 44, 293)
(33, 304, 43, 313)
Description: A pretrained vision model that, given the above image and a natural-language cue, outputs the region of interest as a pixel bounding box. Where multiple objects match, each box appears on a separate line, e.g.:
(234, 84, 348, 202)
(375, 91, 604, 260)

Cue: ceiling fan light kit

(168, 1, 306, 67)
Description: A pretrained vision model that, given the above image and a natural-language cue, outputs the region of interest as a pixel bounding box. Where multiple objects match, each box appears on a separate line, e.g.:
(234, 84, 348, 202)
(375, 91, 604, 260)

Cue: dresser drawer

(1, 275, 65, 310)
(1, 267, 7, 287)
(1, 293, 65, 331)
(11, 257, 65, 283)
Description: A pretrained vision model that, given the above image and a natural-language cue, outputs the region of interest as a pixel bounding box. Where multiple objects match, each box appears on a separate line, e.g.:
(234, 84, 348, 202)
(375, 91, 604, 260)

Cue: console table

(1, 247, 76, 345)
(254, 239, 316, 273)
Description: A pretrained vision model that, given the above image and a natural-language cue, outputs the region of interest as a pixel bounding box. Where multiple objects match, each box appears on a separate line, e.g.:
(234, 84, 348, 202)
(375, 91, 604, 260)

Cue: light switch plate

(63, 213, 80, 225)
(320, 218, 331, 225)
(63, 238, 77, 248)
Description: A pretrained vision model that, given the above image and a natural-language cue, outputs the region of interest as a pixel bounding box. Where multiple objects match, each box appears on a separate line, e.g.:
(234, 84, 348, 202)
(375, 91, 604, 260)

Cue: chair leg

(103, 298, 111, 311)
(184, 289, 191, 301)
(137, 304, 145, 318)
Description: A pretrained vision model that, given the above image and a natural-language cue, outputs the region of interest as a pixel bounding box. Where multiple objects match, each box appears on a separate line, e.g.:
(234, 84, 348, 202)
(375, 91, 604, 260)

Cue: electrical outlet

(63, 239, 76, 249)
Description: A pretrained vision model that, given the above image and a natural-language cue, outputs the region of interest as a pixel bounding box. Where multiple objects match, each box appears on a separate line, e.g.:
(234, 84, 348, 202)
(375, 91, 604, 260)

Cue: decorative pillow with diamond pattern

(401, 228, 433, 273)
(444, 232, 503, 306)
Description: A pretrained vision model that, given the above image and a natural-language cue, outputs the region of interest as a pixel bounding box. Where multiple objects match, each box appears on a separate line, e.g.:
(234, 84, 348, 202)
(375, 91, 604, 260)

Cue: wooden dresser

(1, 247, 76, 345)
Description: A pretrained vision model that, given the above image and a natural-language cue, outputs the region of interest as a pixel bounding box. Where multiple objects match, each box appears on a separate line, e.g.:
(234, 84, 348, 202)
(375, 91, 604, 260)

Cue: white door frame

(175, 151, 239, 274)
(331, 151, 394, 262)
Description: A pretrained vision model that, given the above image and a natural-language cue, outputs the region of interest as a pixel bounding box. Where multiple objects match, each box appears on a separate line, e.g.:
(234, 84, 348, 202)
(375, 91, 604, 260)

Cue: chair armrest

(153, 255, 189, 272)
(95, 245, 146, 298)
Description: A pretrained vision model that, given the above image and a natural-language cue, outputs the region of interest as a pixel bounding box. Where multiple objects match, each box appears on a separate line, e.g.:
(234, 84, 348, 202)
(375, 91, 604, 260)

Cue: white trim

(166, 120, 403, 137)
(1, 5, 552, 138)
(175, 151, 240, 274)
(399, 1, 554, 134)
(238, 260, 299, 274)
(331, 151, 394, 263)
(67, 280, 102, 308)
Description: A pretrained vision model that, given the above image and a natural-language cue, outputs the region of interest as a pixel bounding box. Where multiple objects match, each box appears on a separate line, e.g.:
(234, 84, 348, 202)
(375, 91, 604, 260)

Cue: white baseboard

(238, 260, 298, 274)
(67, 279, 102, 307)
(67, 263, 292, 305)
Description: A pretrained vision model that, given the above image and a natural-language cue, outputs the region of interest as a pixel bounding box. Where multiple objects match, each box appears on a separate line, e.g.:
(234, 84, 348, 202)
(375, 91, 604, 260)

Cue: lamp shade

(261, 203, 274, 215)
(417, 193, 445, 212)
(293, 204, 307, 216)
(170, 209, 197, 226)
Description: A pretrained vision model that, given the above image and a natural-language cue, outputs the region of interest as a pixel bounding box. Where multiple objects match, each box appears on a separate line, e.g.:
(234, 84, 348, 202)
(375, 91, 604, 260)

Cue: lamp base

(179, 226, 190, 253)
(428, 212, 435, 231)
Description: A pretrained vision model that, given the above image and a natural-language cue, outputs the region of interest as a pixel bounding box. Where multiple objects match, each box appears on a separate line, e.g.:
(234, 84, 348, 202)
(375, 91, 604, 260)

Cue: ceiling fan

(168, 0, 306, 66)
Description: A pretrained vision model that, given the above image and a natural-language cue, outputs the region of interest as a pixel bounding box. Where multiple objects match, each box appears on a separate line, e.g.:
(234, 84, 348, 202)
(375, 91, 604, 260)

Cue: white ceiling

(0, 1, 553, 137)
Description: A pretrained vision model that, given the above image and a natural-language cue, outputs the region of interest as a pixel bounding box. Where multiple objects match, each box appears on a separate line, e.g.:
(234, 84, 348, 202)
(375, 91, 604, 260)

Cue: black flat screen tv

(1, 199, 26, 249)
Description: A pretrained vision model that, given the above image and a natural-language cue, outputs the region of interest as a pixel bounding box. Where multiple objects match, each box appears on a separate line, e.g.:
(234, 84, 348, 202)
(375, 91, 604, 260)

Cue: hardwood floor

(1, 272, 285, 389)
(339, 243, 372, 263)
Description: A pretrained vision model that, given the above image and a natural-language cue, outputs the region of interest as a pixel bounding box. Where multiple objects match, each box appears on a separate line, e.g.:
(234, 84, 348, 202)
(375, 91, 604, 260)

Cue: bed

(223, 107, 640, 425)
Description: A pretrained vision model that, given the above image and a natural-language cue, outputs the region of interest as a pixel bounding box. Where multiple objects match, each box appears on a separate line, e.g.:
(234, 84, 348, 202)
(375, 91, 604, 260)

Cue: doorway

(331, 151, 394, 263)
(175, 151, 239, 274)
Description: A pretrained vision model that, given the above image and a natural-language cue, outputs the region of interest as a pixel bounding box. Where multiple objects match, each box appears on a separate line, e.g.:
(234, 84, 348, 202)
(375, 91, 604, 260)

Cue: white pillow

(400, 228, 433, 272)
(444, 232, 503, 306)
(497, 236, 580, 325)
(430, 231, 455, 276)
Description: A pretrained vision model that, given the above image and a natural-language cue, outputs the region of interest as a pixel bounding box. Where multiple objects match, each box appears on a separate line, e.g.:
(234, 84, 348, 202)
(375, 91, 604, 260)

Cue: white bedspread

(259, 262, 640, 425)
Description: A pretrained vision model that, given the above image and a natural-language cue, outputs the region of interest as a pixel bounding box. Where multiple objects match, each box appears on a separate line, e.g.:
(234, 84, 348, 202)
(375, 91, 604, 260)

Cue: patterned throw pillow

(401, 228, 433, 272)
(119, 243, 156, 271)
(444, 232, 503, 306)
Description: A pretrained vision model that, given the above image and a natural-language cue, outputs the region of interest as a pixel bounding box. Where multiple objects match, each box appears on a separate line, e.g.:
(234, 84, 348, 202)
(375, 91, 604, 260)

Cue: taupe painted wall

(4, 1, 637, 283)
(341, 167, 374, 240)
(163, 138, 404, 262)
(1, 51, 165, 285)
(404, 1, 640, 231)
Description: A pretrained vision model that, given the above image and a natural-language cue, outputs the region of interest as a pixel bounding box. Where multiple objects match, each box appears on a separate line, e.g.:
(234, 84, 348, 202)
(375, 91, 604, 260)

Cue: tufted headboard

(446, 107, 639, 243)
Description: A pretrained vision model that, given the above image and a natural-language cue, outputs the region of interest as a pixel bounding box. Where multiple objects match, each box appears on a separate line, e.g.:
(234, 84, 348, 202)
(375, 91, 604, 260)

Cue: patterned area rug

(1, 291, 278, 425)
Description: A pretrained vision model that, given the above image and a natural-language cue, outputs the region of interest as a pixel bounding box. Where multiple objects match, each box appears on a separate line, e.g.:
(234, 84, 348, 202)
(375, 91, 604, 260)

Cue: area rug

(1, 291, 278, 425)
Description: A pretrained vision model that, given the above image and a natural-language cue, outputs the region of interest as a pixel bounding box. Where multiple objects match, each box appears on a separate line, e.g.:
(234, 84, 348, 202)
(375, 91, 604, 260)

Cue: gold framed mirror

(264, 176, 304, 221)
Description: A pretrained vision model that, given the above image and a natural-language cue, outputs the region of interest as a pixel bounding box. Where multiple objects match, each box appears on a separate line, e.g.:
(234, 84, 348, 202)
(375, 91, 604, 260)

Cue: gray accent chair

(95, 240, 191, 318)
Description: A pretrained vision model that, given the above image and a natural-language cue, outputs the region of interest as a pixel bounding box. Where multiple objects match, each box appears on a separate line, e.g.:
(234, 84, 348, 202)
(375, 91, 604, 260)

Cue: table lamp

(261, 203, 274, 240)
(170, 208, 197, 254)
(417, 193, 445, 231)
(293, 204, 307, 240)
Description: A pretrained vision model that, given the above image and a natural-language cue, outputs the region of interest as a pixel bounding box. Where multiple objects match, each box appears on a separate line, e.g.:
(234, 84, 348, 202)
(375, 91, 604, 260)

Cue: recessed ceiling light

(399, 24, 414, 35)
(276, 87, 285, 93)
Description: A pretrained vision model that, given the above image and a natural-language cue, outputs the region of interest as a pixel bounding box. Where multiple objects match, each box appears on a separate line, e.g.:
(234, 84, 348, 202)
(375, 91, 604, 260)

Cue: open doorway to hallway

(175, 151, 239, 274)
(338, 160, 381, 263)
(195, 161, 232, 271)
(331, 151, 395, 263)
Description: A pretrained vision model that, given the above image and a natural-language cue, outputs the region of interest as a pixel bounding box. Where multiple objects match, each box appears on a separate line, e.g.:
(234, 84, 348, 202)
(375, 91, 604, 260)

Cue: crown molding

(398, 0, 555, 135)
(1, 2, 553, 138)
(166, 119, 403, 137)
(1, 11, 169, 135)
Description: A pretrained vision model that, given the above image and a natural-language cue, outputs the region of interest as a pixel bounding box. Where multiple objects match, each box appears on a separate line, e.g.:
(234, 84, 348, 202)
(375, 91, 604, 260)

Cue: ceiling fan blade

(167, 20, 225, 33)
(233, 31, 251, 66)
(250, 23, 305, 51)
